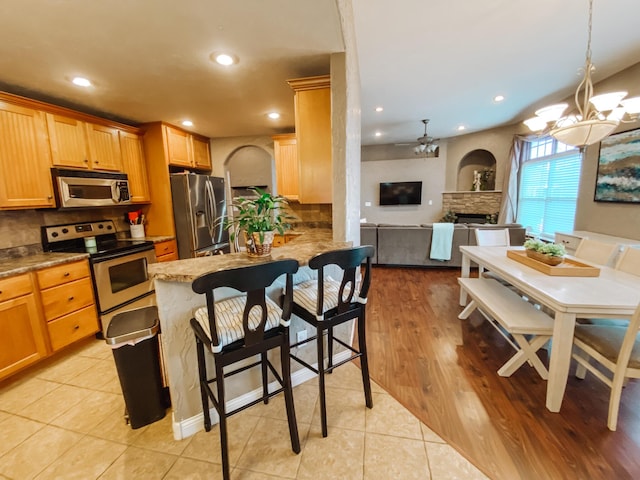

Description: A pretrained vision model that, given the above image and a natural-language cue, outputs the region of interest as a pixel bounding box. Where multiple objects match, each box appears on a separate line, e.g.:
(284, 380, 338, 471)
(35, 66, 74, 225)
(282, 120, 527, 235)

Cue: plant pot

(525, 249, 564, 266)
(243, 231, 275, 257)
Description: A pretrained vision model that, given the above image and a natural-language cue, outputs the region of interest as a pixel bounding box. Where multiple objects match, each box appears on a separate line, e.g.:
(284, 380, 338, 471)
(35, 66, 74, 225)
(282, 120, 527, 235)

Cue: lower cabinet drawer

(41, 277, 95, 321)
(154, 240, 177, 259)
(47, 305, 99, 351)
(37, 261, 91, 289)
(157, 251, 179, 262)
(0, 273, 32, 302)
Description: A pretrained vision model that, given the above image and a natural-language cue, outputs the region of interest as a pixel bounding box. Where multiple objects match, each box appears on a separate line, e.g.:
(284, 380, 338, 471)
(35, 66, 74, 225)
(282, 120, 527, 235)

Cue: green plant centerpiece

(523, 239, 566, 266)
(225, 187, 294, 257)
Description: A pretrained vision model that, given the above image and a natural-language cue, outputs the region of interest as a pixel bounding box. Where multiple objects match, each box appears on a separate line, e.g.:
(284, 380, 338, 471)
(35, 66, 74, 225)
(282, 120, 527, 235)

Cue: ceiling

(1, 0, 639, 148)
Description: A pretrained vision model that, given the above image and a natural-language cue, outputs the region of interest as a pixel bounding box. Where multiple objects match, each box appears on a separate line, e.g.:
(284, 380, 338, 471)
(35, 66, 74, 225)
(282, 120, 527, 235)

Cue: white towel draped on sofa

(430, 222, 454, 261)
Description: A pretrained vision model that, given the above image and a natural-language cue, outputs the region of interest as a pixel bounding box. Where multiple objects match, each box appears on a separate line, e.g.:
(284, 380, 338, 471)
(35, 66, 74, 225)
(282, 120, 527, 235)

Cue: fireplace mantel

(442, 190, 502, 194)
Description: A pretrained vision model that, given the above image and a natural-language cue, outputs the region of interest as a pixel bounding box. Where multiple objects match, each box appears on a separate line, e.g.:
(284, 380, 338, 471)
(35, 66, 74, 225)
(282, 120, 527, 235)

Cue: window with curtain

(516, 137, 582, 239)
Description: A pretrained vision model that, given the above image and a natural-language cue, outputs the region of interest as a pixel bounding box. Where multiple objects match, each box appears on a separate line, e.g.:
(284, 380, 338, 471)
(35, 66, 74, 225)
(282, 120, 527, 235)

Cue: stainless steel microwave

(52, 168, 131, 208)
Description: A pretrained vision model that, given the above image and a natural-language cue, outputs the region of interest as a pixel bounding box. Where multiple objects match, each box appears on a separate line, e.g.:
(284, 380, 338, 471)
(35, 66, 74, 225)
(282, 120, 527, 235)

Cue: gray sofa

(360, 222, 526, 267)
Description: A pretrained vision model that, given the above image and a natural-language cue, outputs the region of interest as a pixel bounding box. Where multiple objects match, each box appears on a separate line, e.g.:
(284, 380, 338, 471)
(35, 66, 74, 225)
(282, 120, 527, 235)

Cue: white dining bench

(458, 277, 554, 379)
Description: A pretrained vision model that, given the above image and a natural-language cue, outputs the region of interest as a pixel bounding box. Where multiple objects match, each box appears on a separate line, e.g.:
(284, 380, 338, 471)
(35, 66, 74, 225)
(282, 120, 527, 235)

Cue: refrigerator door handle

(205, 179, 216, 238)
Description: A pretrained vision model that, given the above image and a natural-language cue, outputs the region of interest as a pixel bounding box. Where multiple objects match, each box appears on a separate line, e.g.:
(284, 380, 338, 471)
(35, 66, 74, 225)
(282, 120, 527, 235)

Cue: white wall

(360, 147, 447, 225)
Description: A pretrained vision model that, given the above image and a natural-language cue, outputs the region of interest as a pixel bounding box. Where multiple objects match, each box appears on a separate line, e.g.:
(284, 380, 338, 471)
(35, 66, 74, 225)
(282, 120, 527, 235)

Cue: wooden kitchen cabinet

(166, 125, 192, 168)
(154, 239, 179, 262)
(0, 273, 48, 380)
(36, 260, 99, 352)
(141, 121, 213, 237)
(287, 75, 332, 204)
(0, 91, 144, 211)
(192, 134, 212, 170)
(165, 124, 212, 170)
(47, 113, 123, 171)
(85, 123, 123, 171)
(273, 133, 299, 200)
(272, 233, 301, 247)
(0, 100, 56, 209)
(120, 131, 151, 203)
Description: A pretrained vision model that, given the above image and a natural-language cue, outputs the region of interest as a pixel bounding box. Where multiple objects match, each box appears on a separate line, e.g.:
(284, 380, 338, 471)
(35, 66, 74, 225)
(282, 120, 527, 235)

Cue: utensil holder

(130, 224, 145, 239)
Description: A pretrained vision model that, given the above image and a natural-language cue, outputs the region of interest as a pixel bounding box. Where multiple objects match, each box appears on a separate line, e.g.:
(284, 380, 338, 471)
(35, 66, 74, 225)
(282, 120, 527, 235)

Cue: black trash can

(106, 306, 166, 429)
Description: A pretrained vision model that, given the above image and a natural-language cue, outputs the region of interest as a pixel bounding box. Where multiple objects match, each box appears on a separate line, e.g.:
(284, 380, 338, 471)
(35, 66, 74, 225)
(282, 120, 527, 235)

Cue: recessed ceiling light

(374, 131, 382, 137)
(494, 95, 505, 102)
(457, 125, 466, 131)
(267, 112, 280, 119)
(212, 53, 237, 66)
(72, 77, 91, 87)
(375, 107, 383, 112)
(182, 120, 193, 127)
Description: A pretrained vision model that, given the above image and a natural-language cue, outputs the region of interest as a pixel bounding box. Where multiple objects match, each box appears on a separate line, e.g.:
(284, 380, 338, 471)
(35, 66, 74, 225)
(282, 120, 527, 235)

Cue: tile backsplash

(286, 202, 332, 229)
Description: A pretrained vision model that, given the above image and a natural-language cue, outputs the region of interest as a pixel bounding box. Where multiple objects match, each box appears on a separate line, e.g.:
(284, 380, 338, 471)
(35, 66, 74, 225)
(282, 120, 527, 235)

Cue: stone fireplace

(442, 191, 502, 220)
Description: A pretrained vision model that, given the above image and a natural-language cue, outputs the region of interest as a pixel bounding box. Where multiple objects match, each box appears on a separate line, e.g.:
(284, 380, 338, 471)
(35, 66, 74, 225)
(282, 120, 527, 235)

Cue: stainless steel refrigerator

(170, 173, 230, 258)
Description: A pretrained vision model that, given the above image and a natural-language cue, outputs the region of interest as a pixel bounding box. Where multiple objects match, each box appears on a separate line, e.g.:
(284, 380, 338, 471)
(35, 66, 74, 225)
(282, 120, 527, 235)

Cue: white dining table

(459, 245, 640, 412)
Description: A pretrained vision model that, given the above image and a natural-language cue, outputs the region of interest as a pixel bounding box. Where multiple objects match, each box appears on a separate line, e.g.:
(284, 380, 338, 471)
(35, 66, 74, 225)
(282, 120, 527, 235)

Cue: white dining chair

(572, 301, 640, 431)
(580, 246, 640, 327)
(474, 228, 510, 276)
(574, 238, 618, 266)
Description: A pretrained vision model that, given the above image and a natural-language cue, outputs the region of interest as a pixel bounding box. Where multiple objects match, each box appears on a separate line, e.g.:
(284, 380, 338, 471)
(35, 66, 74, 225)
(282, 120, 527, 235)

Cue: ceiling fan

(414, 119, 439, 156)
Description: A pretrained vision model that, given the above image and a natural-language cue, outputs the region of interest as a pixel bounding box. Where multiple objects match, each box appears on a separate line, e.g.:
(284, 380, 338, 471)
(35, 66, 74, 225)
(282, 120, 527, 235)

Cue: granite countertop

(149, 229, 350, 283)
(0, 252, 90, 279)
(116, 232, 175, 244)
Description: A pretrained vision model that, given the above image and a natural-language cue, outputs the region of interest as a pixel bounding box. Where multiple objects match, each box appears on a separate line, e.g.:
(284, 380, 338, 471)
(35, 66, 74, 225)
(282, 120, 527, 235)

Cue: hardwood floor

(365, 266, 640, 480)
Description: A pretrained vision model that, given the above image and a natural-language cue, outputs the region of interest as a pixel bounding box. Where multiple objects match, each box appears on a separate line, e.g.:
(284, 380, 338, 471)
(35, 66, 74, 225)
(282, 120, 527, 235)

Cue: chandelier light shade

(414, 119, 439, 156)
(523, 0, 640, 148)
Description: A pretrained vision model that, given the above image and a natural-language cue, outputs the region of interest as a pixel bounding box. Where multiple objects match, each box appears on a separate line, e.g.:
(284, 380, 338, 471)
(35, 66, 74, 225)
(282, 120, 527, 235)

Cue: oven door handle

(90, 244, 154, 263)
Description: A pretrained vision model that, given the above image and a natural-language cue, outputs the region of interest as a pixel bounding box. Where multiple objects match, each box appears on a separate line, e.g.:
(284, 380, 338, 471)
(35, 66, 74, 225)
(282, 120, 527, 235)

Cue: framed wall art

(594, 127, 640, 203)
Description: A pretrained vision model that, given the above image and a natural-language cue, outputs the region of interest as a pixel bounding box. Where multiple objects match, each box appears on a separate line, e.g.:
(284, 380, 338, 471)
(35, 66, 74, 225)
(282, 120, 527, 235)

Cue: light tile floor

(0, 338, 489, 479)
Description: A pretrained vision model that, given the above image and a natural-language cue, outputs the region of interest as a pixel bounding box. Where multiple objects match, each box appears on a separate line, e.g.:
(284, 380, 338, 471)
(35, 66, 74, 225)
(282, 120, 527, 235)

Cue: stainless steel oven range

(41, 220, 156, 335)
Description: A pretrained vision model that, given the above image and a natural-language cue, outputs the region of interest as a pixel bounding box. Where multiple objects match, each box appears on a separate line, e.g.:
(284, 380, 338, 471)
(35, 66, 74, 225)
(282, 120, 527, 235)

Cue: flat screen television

(379, 181, 422, 205)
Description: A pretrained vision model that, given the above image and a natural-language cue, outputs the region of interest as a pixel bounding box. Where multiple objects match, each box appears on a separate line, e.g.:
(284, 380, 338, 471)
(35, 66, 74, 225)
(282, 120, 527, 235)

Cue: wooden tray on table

(506, 249, 600, 277)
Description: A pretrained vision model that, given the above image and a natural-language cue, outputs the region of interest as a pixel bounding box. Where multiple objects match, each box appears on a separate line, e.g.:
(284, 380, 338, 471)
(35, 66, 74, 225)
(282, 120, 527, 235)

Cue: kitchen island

(148, 229, 351, 440)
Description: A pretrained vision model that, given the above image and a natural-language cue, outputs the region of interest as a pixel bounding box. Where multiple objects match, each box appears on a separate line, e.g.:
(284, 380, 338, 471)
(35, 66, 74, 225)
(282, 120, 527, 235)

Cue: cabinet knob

(74, 325, 80, 330)
(63, 272, 70, 277)
(47, 195, 53, 200)
(68, 296, 74, 301)
(83, 159, 89, 163)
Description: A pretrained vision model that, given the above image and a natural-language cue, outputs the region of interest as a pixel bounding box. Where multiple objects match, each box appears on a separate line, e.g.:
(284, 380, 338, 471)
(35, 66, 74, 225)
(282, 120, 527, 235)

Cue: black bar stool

(290, 245, 375, 437)
(190, 259, 300, 480)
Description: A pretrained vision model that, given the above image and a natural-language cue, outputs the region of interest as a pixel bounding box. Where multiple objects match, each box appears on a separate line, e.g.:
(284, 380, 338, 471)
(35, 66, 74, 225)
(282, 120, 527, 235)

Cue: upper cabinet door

(120, 131, 150, 203)
(166, 126, 192, 167)
(86, 123, 123, 171)
(192, 135, 211, 170)
(46, 113, 90, 169)
(0, 103, 55, 209)
(288, 75, 332, 204)
(273, 134, 299, 201)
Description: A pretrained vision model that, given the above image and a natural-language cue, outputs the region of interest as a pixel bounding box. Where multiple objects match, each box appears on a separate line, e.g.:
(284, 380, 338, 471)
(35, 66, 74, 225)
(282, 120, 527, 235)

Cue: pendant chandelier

(524, 0, 640, 148)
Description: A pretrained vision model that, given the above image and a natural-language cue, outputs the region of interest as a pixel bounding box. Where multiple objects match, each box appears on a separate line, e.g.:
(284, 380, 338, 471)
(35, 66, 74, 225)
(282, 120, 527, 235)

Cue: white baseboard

(172, 350, 351, 440)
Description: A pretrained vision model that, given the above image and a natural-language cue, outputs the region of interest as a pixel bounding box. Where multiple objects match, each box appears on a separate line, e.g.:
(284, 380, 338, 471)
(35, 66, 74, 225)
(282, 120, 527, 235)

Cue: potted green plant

(523, 239, 566, 266)
(224, 187, 294, 257)
(440, 210, 458, 223)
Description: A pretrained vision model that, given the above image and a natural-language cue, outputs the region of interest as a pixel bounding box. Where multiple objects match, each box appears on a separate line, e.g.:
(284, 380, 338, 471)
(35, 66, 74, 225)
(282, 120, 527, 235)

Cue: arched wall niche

(457, 149, 497, 191)
(223, 145, 276, 195)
